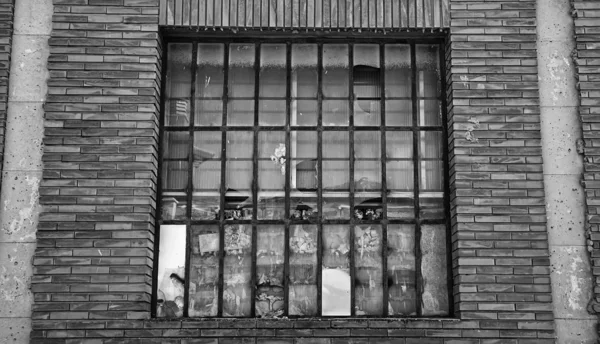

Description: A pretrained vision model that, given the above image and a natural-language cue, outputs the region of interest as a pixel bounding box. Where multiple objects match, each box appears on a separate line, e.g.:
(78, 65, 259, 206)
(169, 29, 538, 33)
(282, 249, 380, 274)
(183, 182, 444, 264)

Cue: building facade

(1, 0, 600, 342)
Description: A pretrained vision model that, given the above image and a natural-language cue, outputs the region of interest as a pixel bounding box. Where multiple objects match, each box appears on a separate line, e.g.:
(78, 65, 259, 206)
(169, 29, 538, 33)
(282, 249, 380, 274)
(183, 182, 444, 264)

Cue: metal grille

(159, 0, 450, 30)
(155, 37, 450, 318)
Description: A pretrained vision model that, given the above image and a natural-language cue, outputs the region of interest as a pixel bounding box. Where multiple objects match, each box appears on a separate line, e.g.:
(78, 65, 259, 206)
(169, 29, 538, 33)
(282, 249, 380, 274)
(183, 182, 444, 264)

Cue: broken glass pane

(223, 224, 253, 317)
(289, 225, 318, 316)
(387, 225, 417, 316)
(189, 225, 219, 317)
(256, 225, 285, 318)
(354, 225, 383, 316)
(156, 225, 187, 318)
(322, 225, 351, 316)
(420, 224, 449, 316)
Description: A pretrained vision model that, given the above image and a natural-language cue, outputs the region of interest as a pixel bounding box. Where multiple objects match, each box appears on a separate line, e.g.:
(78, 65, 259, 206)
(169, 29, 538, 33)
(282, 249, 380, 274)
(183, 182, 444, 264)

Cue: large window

(155, 39, 450, 318)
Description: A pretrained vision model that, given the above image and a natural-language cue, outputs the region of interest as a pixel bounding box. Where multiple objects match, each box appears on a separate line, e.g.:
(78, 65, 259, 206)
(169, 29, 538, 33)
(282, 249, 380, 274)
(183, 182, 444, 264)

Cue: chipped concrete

(537, 0, 599, 342)
(0, 0, 52, 342)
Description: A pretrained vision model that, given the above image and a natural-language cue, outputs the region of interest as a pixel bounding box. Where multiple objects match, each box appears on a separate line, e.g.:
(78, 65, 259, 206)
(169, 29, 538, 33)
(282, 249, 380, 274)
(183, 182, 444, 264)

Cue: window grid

(156, 38, 450, 318)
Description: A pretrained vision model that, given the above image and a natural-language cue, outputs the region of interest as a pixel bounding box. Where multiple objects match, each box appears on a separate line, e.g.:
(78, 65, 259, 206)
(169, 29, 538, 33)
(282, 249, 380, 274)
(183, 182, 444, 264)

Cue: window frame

(153, 34, 452, 319)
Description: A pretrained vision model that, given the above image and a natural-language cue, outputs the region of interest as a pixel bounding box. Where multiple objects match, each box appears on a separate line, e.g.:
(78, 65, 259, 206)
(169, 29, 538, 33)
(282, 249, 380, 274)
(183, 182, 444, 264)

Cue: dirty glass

(256, 225, 285, 317)
(156, 225, 186, 318)
(158, 41, 449, 319)
(289, 225, 318, 316)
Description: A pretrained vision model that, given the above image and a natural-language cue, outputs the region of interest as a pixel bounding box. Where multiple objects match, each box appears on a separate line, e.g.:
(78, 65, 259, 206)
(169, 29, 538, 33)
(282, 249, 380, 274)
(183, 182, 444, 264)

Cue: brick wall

(573, 0, 600, 317)
(0, 0, 14, 181)
(31, 0, 557, 342)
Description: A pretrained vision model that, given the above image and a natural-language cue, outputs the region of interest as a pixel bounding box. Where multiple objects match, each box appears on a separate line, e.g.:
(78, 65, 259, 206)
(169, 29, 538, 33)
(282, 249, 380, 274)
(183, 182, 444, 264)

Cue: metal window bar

(155, 38, 449, 319)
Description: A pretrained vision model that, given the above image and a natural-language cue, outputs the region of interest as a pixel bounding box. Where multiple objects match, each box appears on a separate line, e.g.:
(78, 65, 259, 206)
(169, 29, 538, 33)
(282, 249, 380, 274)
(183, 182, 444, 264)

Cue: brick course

(33, 0, 557, 342)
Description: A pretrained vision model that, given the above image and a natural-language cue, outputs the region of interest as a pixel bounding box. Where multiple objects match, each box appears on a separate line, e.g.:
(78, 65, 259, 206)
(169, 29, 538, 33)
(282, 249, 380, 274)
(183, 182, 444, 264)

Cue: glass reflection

(156, 225, 187, 318)
(289, 225, 318, 316)
(322, 225, 351, 316)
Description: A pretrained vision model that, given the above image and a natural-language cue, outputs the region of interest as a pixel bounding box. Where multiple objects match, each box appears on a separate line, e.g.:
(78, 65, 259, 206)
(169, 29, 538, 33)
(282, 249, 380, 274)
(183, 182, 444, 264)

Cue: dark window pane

(260, 44, 287, 98)
(387, 225, 417, 316)
(420, 225, 449, 316)
(196, 43, 224, 98)
(256, 225, 285, 317)
(189, 225, 219, 317)
(353, 44, 381, 100)
(161, 194, 187, 221)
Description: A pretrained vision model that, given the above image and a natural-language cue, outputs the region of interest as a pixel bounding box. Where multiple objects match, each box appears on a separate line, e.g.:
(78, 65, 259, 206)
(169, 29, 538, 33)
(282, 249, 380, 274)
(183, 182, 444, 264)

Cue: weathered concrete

(0, 0, 52, 342)
(537, 0, 599, 342)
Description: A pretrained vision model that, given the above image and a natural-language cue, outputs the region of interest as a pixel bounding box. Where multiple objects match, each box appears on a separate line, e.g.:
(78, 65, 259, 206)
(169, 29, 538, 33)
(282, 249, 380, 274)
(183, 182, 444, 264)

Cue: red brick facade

(31, 0, 562, 342)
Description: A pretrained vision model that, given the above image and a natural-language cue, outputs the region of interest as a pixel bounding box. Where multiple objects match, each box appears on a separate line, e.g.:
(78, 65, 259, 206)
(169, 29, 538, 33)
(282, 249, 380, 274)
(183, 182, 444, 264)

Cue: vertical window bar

(410, 43, 423, 317)
(316, 43, 324, 316)
(217, 43, 230, 317)
(183, 43, 199, 318)
(439, 41, 453, 317)
(379, 43, 388, 316)
(251, 43, 261, 317)
(284, 42, 292, 316)
(398, 0, 402, 28)
(348, 43, 356, 316)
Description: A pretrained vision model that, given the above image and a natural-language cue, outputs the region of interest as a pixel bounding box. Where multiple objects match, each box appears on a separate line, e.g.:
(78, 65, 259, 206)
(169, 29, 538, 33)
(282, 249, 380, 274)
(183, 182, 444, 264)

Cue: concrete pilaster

(0, 0, 52, 342)
(537, 0, 599, 342)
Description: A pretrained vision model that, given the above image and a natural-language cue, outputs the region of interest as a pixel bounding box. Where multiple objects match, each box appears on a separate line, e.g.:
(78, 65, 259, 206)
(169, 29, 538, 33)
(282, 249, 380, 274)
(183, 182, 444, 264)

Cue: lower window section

(155, 223, 449, 318)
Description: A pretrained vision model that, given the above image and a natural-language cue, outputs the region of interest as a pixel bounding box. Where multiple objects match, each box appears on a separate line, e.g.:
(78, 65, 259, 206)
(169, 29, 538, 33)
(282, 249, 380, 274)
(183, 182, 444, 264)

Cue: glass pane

(420, 131, 443, 159)
(322, 225, 351, 316)
(291, 131, 317, 220)
(386, 132, 413, 159)
(354, 225, 383, 316)
(418, 99, 441, 126)
(354, 131, 380, 159)
(386, 100, 412, 126)
(323, 131, 350, 219)
(354, 160, 382, 221)
(156, 225, 186, 318)
(384, 44, 411, 98)
(162, 161, 188, 190)
(387, 160, 414, 219)
(291, 100, 317, 126)
(323, 100, 349, 126)
(323, 44, 349, 98)
(256, 225, 285, 318)
(420, 160, 443, 191)
(166, 99, 191, 126)
(228, 44, 255, 98)
(189, 225, 219, 317)
(420, 196, 445, 219)
(196, 43, 224, 98)
(420, 224, 449, 316)
(192, 132, 221, 219)
(163, 132, 189, 159)
(260, 44, 287, 98)
(223, 224, 253, 317)
(323, 131, 349, 159)
(354, 45, 381, 100)
(416, 45, 441, 98)
(354, 100, 381, 126)
(387, 225, 417, 316)
(258, 131, 286, 220)
(289, 225, 318, 316)
(292, 44, 318, 98)
(228, 99, 254, 126)
(226, 132, 253, 217)
(259, 100, 286, 126)
(194, 131, 221, 162)
(161, 194, 187, 221)
(195, 99, 222, 127)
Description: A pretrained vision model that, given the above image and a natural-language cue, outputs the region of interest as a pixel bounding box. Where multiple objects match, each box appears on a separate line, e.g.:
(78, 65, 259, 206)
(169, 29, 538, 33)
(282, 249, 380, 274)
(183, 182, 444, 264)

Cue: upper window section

(157, 39, 449, 319)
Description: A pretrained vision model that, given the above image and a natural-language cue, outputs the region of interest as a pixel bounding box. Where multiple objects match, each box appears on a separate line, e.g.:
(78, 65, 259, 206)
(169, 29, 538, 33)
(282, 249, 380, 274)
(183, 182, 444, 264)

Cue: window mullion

(284, 42, 292, 317)
(379, 42, 388, 317)
(250, 42, 261, 318)
(348, 43, 356, 317)
(411, 42, 423, 317)
(316, 42, 323, 317)
(217, 43, 230, 318)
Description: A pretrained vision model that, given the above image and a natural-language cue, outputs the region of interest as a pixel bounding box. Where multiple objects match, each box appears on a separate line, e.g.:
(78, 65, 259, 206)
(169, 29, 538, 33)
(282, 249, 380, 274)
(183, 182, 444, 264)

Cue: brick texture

(32, 0, 556, 342)
(573, 0, 600, 319)
(0, 0, 14, 183)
